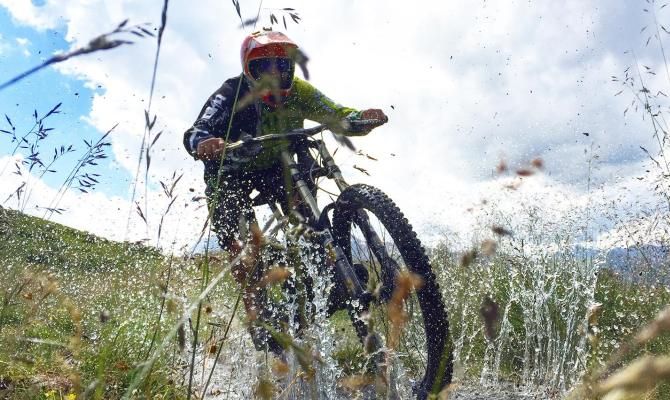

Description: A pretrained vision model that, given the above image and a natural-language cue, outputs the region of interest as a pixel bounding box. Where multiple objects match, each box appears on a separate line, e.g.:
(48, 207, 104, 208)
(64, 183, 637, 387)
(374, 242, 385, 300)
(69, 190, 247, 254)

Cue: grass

(0, 202, 439, 398)
(0, 206, 186, 398)
(0, 205, 294, 399)
(1, 3, 669, 397)
(433, 238, 594, 388)
(3, 199, 669, 399)
(428, 216, 670, 398)
(590, 270, 670, 399)
(3, 195, 670, 399)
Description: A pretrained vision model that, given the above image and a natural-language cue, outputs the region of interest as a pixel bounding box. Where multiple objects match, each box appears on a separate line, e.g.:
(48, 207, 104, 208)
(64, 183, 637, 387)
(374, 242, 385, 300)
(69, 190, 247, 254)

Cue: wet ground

(187, 324, 560, 400)
(191, 347, 557, 400)
(333, 384, 548, 400)
(449, 385, 549, 400)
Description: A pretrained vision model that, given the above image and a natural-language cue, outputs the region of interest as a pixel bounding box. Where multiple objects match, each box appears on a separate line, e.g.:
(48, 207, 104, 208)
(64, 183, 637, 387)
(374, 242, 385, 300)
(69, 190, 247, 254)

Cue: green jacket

(183, 75, 364, 177)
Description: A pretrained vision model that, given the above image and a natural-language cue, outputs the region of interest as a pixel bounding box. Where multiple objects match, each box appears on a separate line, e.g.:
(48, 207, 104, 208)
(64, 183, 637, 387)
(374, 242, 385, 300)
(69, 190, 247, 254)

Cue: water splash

(436, 234, 603, 396)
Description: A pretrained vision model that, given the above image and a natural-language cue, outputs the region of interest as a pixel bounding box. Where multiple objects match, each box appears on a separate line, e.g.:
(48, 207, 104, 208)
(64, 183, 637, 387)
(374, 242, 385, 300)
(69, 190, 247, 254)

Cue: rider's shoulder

(213, 75, 249, 98)
(292, 76, 311, 90)
(290, 76, 320, 98)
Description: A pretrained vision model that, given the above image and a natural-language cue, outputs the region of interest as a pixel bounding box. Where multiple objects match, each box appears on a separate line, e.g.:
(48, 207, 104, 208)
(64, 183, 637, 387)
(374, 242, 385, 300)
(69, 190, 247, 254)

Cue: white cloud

(0, 32, 9, 55)
(15, 36, 30, 56)
(0, 154, 208, 252)
(0, 0, 62, 30)
(0, 0, 667, 249)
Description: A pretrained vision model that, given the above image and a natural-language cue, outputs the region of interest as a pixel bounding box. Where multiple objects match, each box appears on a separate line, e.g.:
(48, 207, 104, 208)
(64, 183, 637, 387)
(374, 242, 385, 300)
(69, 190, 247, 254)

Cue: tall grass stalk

(125, 0, 169, 237)
(42, 124, 115, 220)
(0, 103, 61, 177)
(20, 144, 76, 212)
(0, 20, 151, 92)
(187, 238, 210, 399)
(144, 253, 175, 359)
(122, 211, 280, 398)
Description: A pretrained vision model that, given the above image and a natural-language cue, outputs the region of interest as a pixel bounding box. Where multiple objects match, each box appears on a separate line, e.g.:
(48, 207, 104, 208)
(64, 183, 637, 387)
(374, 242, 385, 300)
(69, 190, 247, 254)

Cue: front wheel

(332, 184, 453, 398)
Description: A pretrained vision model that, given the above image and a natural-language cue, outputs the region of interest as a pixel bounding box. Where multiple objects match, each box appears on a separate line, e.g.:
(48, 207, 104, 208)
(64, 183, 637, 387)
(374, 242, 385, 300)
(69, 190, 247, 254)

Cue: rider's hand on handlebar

(360, 109, 389, 125)
(196, 137, 225, 160)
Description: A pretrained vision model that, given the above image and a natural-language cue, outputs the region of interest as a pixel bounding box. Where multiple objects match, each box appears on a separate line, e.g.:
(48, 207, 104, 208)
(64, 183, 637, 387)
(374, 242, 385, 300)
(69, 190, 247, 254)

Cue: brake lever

(342, 118, 386, 132)
(351, 118, 387, 126)
(221, 127, 328, 158)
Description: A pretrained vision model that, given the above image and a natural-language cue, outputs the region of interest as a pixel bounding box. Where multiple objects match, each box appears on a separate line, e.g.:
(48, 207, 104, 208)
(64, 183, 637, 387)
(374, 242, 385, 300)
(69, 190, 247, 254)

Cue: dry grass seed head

(177, 322, 186, 351)
(242, 224, 266, 270)
(601, 388, 652, 400)
(115, 360, 130, 371)
(496, 159, 508, 174)
(636, 305, 670, 344)
(598, 355, 670, 396)
(531, 157, 544, 169)
(255, 377, 275, 400)
(246, 307, 259, 322)
(42, 277, 59, 298)
(257, 267, 291, 288)
(64, 299, 81, 324)
(272, 358, 290, 376)
(387, 272, 424, 348)
(99, 310, 110, 323)
(480, 239, 497, 256)
(491, 225, 513, 237)
(460, 249, 478, 268)
(166, 298, 177, 314)
(339, 374, 375, 392)
(480, 296, 500, 341)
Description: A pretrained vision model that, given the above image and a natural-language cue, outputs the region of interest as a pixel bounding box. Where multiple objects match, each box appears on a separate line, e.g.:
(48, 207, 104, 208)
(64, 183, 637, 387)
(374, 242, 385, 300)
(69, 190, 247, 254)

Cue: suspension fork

(307, 146, 388, 369)
(314, 139, 349, 192)
(280, 150, 370, 334)
(314, 141, 400, 299)
(353, 212, 400, 301)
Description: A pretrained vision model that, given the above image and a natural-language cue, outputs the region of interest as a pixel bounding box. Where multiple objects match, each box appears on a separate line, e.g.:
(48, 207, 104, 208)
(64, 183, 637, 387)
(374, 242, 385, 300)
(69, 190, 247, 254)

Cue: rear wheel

(332, 184, 453, 398)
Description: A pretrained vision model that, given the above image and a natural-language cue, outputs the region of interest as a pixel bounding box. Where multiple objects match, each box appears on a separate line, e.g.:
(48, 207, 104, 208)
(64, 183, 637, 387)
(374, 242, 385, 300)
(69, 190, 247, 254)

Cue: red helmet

(241, 31, 298, 106)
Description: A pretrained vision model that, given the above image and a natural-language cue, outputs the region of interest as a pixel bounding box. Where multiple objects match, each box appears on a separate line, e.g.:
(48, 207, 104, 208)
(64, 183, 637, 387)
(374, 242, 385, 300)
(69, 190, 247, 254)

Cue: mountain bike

(219, 121, 453, 399)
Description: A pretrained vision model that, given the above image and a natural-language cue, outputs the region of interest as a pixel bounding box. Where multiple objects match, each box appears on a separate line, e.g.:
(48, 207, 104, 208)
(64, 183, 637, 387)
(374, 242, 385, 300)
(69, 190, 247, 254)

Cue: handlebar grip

(343, 118, 387, 133)
(349, 118, 386, 126)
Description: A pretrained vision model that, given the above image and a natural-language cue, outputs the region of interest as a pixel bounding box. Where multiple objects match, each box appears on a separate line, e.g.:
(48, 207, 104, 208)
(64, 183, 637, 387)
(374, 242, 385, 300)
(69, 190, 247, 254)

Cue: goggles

(248, 58, 295, 90)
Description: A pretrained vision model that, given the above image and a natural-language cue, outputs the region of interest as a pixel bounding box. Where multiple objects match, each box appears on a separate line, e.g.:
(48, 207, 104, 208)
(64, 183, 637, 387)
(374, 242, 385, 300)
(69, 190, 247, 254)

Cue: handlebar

(224, 125, 327, 151)
(223, 118, 385, 151)
(209, 118, 386, 170)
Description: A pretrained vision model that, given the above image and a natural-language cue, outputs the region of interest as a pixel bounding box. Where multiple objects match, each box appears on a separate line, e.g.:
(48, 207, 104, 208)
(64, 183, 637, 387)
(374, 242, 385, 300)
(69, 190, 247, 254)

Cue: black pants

(205, 165, 288, 250)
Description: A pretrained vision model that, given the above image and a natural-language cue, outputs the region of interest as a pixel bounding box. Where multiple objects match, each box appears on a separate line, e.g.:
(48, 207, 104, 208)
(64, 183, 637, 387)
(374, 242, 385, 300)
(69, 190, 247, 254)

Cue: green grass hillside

(430, 238, 670, 399)
(2, 205, 670, 399)
(0, 206, 186, 399)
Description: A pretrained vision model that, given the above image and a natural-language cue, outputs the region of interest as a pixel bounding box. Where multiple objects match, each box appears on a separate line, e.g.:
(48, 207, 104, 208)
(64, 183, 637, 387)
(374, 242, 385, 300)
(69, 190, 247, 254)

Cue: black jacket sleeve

(183, 78, 240, 158)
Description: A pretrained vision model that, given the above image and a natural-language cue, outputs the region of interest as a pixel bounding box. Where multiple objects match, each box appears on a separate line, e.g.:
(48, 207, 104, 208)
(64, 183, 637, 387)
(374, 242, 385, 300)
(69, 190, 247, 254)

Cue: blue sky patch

(0, 6, 132, 201)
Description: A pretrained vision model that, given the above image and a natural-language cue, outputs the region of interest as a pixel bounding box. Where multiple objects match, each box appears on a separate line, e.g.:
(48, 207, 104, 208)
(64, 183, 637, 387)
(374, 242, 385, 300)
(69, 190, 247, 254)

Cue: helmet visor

(248, 58, 295, 89)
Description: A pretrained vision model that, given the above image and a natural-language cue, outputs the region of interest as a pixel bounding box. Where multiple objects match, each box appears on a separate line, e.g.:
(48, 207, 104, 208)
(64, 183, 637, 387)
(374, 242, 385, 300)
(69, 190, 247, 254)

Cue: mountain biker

(183, 30, 387, 351)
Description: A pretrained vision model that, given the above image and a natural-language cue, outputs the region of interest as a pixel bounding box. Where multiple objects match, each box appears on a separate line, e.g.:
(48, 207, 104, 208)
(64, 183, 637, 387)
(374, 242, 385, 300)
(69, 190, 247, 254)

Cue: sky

(0, 0, 668, 252)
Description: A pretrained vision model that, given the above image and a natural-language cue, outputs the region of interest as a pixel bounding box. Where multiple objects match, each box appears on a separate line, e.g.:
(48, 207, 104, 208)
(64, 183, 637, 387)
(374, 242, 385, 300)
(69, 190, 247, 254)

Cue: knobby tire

(332, 184, 453, 398)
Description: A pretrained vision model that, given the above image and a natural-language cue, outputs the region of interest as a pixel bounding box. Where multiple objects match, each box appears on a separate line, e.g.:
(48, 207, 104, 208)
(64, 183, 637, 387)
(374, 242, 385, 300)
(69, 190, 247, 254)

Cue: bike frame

(284, 135, 403, 341)
(224, 124, 397, 344)
(279, 139, 367, 311)
(219, 123, 449, 398)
